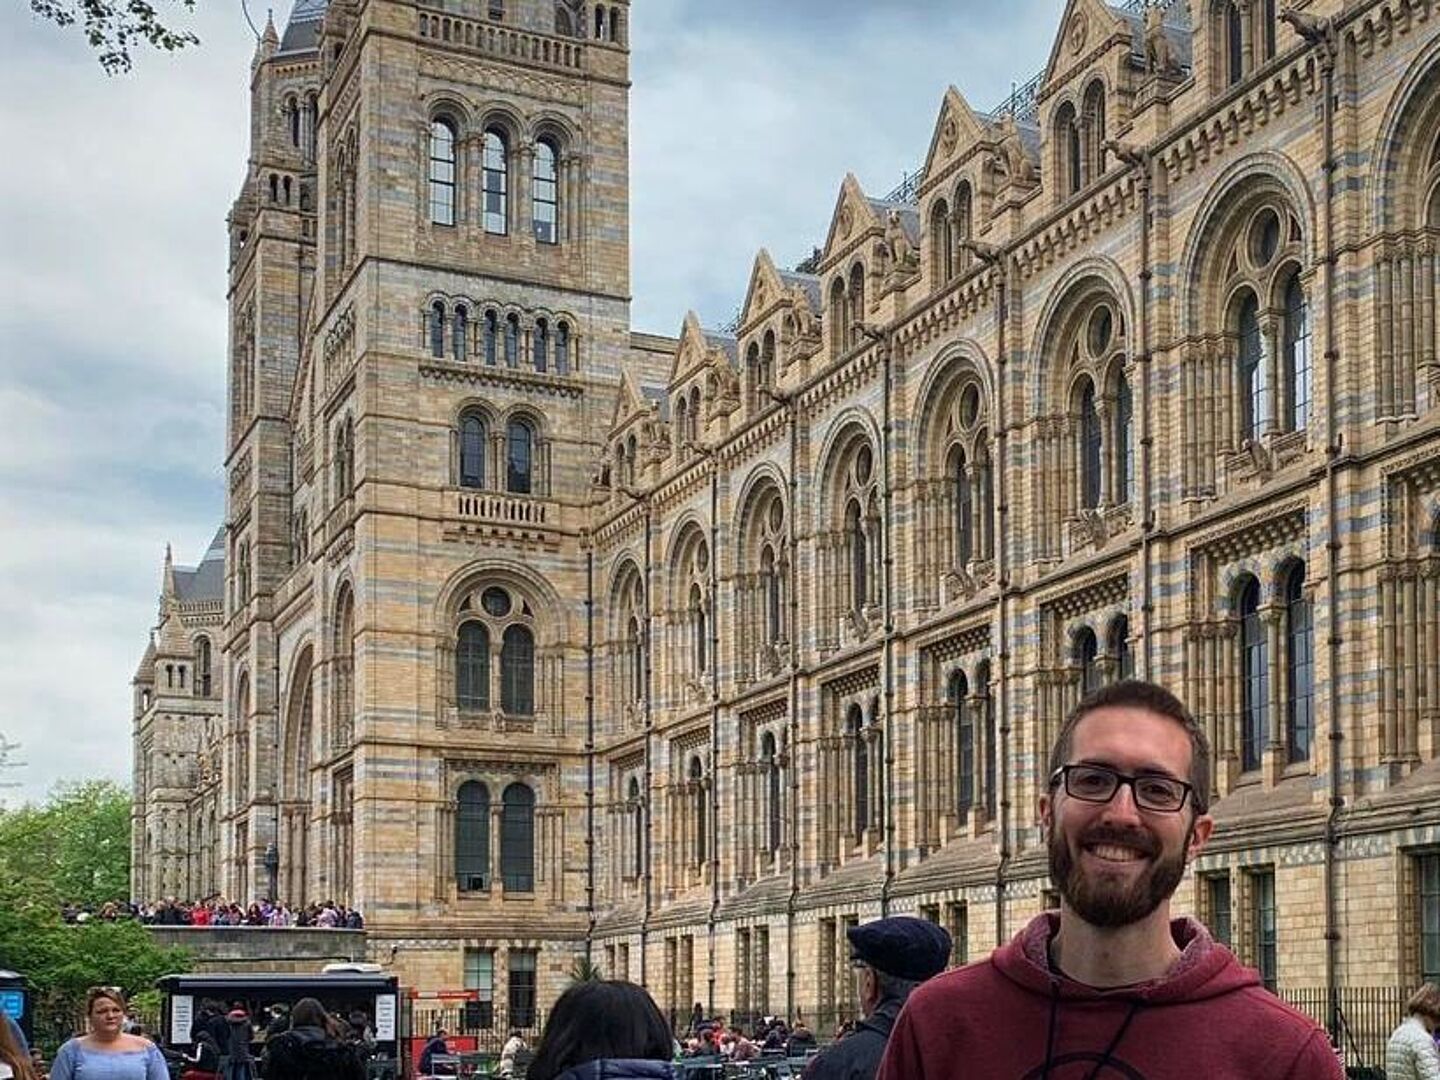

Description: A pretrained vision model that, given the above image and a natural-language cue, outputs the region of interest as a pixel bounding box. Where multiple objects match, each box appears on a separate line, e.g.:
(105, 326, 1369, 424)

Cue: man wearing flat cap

(802, 916, 951, 1080)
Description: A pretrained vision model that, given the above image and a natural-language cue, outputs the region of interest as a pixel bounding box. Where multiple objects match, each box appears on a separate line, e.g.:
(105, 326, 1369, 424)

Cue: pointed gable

(921, 86, 990, 184)
(821, 174, 884, 262)
(668, 311, 713, 389)
(739, 250, 789, 329)
(1041, 0, 1129, 94)
(609, 368, 649, 436)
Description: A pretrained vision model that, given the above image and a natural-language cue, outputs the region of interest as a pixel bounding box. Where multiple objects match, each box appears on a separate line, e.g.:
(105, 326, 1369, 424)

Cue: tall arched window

(554, 321, 570, 374)
(762, 547, 782, 645)
(628, 614, 643, 703)
(761, 331, 775, 397)
(484, 310, 499, 366)
(1238, 292, 1268, 440)
(458, 621, 491, 710)
(501, 624, 535, 716)
(1282, 275, 1311, 433)
(429, 119, 457, 226)
(1239, 576, 1268, 771)
(1284, 564, 1313, 762)
(500, 782, 535, 891)
(976, 662, 995, 818)
(336, 418, 355, 500)
(333, 587, 355, 748)
(430, 301, 446, 358)
(533, 138, 559, 244)
(1079, 379, 1102, 509)
(955, 182, 973, 271)
(951, 670, 974, 815)
(456, 781, 491, 891)
(507, 418, 533, 494)
(483, 129, 509, 235)
(1225, 1, 1245, 85)
(628, 776, 643, 879)
(1084, 81, 1107, 179)
(1056, 103, 1081, 196)
(931, 198, 953, 282)
(847, 499, 867, 616)
(952, 446, 973, 566)
(690, 582, 708, 675)
(194, 636, 212, 697)
(505, 314, 520, 367)
(452, 305, 469, 362)
(829, 279, 847, 356)
(848, 705, 868, 837)
(761, 732, 782, 854)
(1114, 370, 1133, 504)
(1109, 615, 1133, 682)
(745, 343, 762, 413)
(847, 263, 866, 348)
(1075, 626, 1100, 694)
(460, 414, 487, 489)
(689, 756, 706, 865)
(533, 318, 549, 373)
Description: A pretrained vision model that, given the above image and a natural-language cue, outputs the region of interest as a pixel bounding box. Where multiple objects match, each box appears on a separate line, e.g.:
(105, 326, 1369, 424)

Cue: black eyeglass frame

(1047, 763, 1194, 813)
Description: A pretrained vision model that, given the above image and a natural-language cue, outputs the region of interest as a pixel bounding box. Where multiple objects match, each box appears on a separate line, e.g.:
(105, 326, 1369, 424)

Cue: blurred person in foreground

(51, 987, 168, 1080)
(1386, 983, 1440, 1080)
(260, 997, 364, 1080)
(527, 981, 675, 1080)
(0, 1011, 37, 1080)
(878, 680, 1342, 1079)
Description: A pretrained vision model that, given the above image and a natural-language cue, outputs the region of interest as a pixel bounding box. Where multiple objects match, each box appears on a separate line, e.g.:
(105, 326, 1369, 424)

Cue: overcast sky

(0, 0, 1057, 804)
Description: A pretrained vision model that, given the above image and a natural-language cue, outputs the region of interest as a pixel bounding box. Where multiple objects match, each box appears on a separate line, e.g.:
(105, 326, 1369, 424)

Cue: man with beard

(876, 680, 1340, 1079)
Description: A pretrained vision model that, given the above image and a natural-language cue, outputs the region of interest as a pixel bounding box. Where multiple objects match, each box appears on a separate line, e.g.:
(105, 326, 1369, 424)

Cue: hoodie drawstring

(1039, 991, 1143, 1080)
(1041, 981, 1061, 1080)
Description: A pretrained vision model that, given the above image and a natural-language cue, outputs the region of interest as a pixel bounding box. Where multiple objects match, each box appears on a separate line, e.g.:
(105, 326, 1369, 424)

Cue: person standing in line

(877, 680, 1343, 1080)
(802, 917, 951, 1080)
(527, 981, 676, 1080)
(1387, 983, 1440, 1080)
(50, 988, 168, 1080)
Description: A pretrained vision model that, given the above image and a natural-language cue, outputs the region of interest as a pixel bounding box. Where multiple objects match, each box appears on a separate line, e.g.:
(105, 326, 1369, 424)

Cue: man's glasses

(1049, 763, 1193, 813)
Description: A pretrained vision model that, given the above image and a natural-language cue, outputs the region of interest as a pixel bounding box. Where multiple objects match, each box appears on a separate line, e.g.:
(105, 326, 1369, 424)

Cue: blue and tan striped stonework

(130, 0, 1440, 1030)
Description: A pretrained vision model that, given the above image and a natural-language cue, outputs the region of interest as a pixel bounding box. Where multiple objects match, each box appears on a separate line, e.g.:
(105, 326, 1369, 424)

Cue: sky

(0, 0, 1058, 804)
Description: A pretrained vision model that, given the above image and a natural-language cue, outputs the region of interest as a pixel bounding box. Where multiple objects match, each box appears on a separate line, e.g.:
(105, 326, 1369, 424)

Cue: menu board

(169, 995, 194, 1044)
(374, 993, 396, 1042)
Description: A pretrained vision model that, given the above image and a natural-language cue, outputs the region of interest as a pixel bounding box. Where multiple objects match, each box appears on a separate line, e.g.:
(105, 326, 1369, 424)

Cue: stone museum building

(131, 0, 1440, 1041)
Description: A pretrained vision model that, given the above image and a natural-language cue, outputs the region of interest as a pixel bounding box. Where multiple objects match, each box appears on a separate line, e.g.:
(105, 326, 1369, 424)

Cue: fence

(401, 1000, 545, 1057)
(1281, 986, 1407, 1073)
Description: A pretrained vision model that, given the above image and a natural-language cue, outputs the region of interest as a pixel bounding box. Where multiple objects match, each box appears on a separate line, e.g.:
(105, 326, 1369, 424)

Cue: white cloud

(0, 0, 1058, 804)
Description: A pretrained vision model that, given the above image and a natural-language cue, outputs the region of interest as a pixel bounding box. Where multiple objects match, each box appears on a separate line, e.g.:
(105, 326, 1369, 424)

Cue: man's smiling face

(1040, 705, 1214, 929)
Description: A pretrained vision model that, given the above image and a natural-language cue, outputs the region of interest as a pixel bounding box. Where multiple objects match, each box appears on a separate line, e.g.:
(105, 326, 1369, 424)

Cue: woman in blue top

(528, 981, 676, 1080)
(50, 987, 167, 1080)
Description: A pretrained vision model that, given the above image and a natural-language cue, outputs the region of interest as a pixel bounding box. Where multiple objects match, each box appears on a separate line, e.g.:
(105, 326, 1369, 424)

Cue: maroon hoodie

(876, 913, 1341, 1079)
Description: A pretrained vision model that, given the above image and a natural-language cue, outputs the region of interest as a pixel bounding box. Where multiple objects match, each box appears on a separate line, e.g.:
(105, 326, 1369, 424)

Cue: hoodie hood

(555, 1059, 678, 1080)
(993, 911, 1260, 1004)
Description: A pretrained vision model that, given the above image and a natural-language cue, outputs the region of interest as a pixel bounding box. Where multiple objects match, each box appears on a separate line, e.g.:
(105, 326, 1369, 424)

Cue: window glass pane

(430, 303, 446, 358)
(533, 140, 558, 244)
(1421, 854, 1440, 985)
(1251, 870, 1277, 991)
(1115, 373, 1133, 504)
(554, 322, 570, 374)
(460, 416, 486, 489)
(1240, 578, 1268, 771)
(533, 320, 549, 372)
(453, 307, 468, 362)
(501, 783, 535, 891)
(507, 420, 533, 494)
(1080, 382, 1102, 509)
(1207, 875, 1232, 947)
(953, 673, 973, 813)
(456, 782, 490, 891)
(484, 312, 498, 366)
(457, 622, 490, 710)
(507, 949, 537, 1029)
(430, 121, 456, 226)
(1284, 277, 1311, 432)
(1239, 294, 1269, 439)
(505, 316, 519, 368)
(501, 625, 535, 716)
(1285, 568, 1313, 762)
(483, 131, 508, 235)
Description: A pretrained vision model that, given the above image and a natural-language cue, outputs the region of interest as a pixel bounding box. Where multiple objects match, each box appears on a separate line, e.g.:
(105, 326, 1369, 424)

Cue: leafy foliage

(0, 781, 188, 1048)
(566, 956, 604, 986)
(25, 0, 199, 74)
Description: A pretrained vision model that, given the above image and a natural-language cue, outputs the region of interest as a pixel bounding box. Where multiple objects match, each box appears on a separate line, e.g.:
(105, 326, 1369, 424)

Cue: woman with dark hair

(261, 997, 364, 1080)
(527, 982, 675, 1080)
(0, 1011, 37, 1080)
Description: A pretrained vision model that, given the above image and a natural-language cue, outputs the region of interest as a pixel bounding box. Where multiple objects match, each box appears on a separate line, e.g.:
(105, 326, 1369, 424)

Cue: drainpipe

(858, 325, 897, 918)
(1107, 140, 1155, 678)
(585, 544, 596, 965)
(1281, 9, 1343, 1046)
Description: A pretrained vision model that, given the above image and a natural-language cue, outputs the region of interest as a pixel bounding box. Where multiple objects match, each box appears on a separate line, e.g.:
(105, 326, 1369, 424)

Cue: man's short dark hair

(1046, 679, 1212, 814)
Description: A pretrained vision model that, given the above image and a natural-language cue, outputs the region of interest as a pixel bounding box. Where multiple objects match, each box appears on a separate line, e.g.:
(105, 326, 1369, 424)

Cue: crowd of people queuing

(676, 1008, 816, 1064)
(59, 899, 364, 929)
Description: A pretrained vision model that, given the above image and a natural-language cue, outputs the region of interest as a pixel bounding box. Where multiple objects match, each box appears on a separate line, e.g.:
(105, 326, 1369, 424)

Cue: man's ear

(1186, 812, 1214, 862)
(1038, 791, 1054, 839)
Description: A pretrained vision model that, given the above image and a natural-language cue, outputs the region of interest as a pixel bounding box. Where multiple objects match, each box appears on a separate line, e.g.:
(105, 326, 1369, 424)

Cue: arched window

(848, 705, 868, 837)
(628, 614, 643, 703)
(1261, 0, 1277, 61)
(1225, 1, 1245, 85)
(288, 97, 301, 148)
(456, 781, 491, 891)
(951, 670, 974, 815)
(505, 314, 520, 368)
(761, 732, 782, 854)
(1114, 370, 1133, 504)
(955, 182, 973, 272)
(334, 418, 354, 501)
(533, 318, 549, 373)
(952, 446, 973, 566)
(1282, 275, 1311, 433)
(483, 129, 508, 235)
(1109, 615, 1133, 681)
(460, 414, 487, 489)
(829, 278, 847, 356)
(430, 301, 446, 358)
(761, 331, 776, 397)
(847, 264, 866, 348)
(628, 776, 643, 878)
(501, 624, 535, 716)
(690, 582, 708, 675)
(1056, 103, 1081, 196)
(500, 782, 535, 891)
(931, 199, 953, 283)
(1083, 81, 1107, 179)
(533, 138, 559, 244)
(1237, 292, 1268, 440)
(687, 387, 700, 444)
(762, 546, 782, 645)
(1284, 564, 1313, 762)
(976, 661, 995, 817)
(457, 621, 491, 710)
(674, 397, 689, 453)
(507, 418, 533, 494)
(745, 343, 762, 413)
(484, 310, 499, 366)
(1079, 379, 1102, 509)
(1239, 576, 1268, 771)
(452, 305, 469, 362)
(1075, 626, 1100, 694)
(429, 120, 457, 226)
(689, 756, 706, 865)
(554, 321, 570, 374)
(195, 636, 212, 697)
(847, 499, 868, 616)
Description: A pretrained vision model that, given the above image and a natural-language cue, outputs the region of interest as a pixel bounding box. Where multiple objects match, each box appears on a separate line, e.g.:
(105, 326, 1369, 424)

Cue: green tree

(0, 780, 133, 906)
(25, 0, 198, 74)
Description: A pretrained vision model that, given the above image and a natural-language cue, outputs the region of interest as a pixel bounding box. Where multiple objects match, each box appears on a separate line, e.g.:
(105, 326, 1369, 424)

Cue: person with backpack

(260, 998, 364, 1080)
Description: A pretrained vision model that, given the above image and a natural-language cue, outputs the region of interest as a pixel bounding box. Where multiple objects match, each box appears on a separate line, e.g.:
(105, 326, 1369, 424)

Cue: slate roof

(703, 331, 738, 367)
(278, 0, 326, 55)
(777, 269, 822, 311)
(1110, 3, 1194, 70)
(865, 198, 922, 245)
(174, 528, 226, 604)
